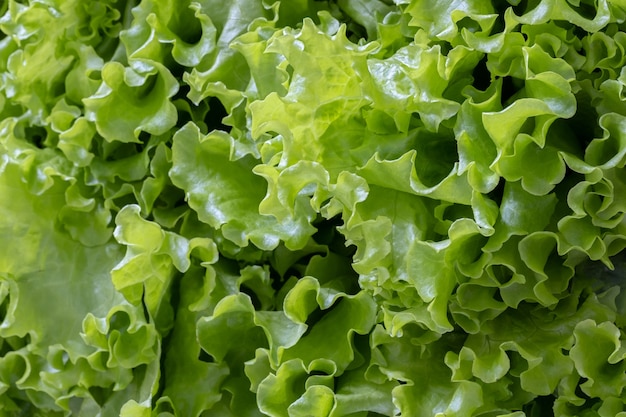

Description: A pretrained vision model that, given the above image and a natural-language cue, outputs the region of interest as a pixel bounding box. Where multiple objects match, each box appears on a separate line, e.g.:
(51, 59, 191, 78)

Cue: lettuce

(2, 0, 626, 415)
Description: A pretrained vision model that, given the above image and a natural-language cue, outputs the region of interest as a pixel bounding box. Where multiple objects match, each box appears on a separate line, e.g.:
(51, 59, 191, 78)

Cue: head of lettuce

(1, 0, 626, 416)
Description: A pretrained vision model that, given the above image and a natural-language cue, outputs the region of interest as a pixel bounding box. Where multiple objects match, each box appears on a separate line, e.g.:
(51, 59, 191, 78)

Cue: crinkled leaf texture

(0, 145, 159, 415)
(2, 0, 626, 416)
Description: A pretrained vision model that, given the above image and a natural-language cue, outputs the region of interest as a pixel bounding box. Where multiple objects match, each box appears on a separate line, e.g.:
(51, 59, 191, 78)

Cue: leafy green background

(1, 0, 626, 415)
